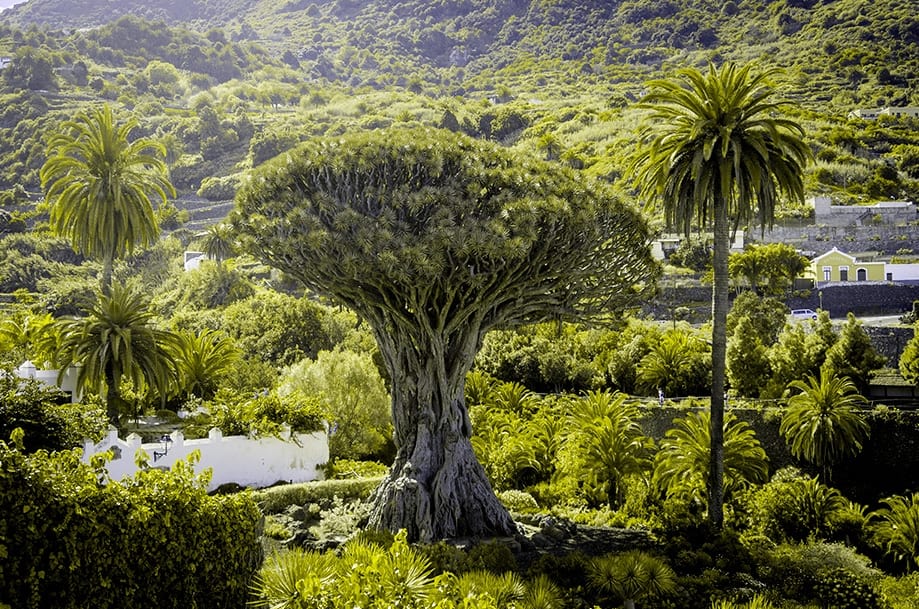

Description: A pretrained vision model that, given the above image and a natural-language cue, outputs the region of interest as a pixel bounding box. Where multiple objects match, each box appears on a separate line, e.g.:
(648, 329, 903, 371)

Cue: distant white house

(184, 250, 207, 271)
(653, 230, 745, 260)
(848, 106, 919, 120)
(886, 263, 919, 285)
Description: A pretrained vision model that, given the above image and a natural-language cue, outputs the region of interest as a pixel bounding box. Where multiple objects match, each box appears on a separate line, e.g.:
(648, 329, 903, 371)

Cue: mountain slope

(2, 0, 916, 110)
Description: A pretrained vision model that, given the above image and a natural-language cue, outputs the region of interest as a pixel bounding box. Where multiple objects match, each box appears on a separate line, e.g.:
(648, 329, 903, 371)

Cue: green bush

(326, 458, 390, 479)
(196, 173, 239, 200)
(497, 489, 540, 513)
(757, 541, 881, 604)
(253, 477, 383, 514)
(463, 540, 518, 574)
(742, 467, 851, 543)
(0, 432, 263, 609)
(0, 374, 107, 452)
(815, 567, 885, 609)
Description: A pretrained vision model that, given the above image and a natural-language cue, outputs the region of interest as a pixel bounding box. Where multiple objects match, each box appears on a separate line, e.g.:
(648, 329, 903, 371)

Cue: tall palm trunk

(708, 194, 729, 530)
(104, 367, 120, 425)
(101, 254, 114, 297)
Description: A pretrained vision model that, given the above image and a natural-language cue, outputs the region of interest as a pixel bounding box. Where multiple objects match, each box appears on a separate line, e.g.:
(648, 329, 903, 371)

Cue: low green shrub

(497, 489, 540, 513)
(0, 431, 263, 609)
(326, 458, 390, 479)
(308, 495, 372, 539)
(880, 572, 919, 609)
(253, 476, 383, 514)
(815, 567, 885, 609)
(463, 540, 518, 574)
(756, 541, 881, 604)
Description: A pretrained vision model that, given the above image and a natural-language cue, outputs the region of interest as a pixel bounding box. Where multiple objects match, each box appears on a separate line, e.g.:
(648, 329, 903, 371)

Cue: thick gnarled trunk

(367, 327, 517, 542)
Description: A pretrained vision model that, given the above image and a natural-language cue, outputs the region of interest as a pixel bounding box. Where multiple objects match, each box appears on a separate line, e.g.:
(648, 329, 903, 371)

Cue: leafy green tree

(55, 283, 179, 424)
(729, 243, 808, 295)
(278, 349, 392, 461)
(667, 239, 711, 272)
(653, 410, 769, 509)
(780, 368, 870, 481)
(233, 127, 656, 541)
(726, 291, 788, 346)
(824, 312, 886, 395)
(217, 290, 336, 367)
(172, 329, 240, 400)
(40, 104, 175, 294)
(727, 315, 772, 398)
(0, 312, 59, 367)
(2, 46, 57, 91)
(630, 62, 809, 528)
(607, 319, 662, 394)
(0, 373, 107, 452)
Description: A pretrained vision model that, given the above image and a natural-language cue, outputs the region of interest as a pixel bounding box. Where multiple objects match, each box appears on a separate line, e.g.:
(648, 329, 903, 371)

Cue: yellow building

(810, 247, 886, 284)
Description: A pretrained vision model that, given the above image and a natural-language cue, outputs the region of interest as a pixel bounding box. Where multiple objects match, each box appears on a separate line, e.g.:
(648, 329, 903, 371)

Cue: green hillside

(0, 0, 917, 221)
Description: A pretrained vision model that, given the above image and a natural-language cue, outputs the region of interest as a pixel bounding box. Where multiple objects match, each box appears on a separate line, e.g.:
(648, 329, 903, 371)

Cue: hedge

(0, 430, 263, 609)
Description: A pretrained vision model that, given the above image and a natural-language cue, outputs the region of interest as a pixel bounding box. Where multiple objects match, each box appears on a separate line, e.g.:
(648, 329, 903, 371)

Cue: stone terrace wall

(785, 283, 919, 317)
(751, 223, 919, 256)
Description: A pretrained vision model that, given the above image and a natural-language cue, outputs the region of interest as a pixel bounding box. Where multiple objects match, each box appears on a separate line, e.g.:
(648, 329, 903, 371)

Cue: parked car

(790, 308, 818, 320)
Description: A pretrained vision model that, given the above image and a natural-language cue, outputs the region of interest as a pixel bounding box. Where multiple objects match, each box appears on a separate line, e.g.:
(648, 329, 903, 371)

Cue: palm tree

(569, 390, 653, 507)
(869, 492, 919, 572)
(196, 222, 237, 264)
(55, 283, 178, 424)
(780, 368, 870, 481)
(40, 104, 175, 295)
(637, 328, 711, 398)
(653, 410, 769, 508)
(172, 329, 240, 400)
(630, 62, 810, 528)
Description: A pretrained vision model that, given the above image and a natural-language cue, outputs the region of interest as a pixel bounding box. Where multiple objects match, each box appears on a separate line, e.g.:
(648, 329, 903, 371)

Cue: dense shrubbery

(0, 430, 263, 609)
(0, 374, 107, 452)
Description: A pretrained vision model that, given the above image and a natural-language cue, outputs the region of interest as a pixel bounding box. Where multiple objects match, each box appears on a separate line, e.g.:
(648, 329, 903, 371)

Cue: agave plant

(337, 531, 435, 608)
(455, 570, 527, 607)
(521, 574, 565, 609)
(588, 551, 676, 609)
(711, 595, 777, 609)
(249, 548, 337, 609)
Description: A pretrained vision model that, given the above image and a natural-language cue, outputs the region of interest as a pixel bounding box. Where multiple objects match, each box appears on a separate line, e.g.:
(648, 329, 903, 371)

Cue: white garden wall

(82, 426, 329, 491)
